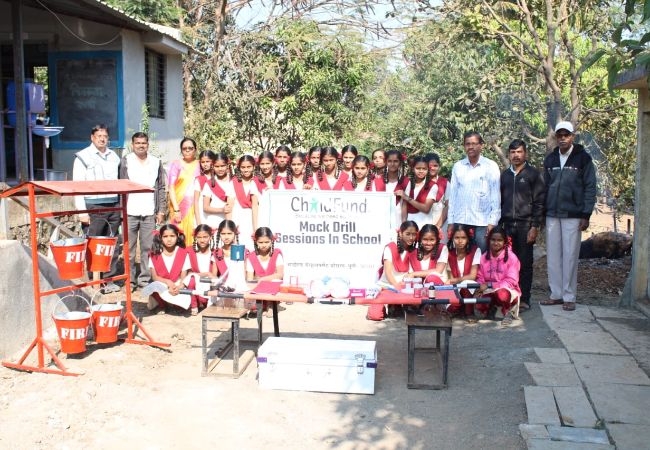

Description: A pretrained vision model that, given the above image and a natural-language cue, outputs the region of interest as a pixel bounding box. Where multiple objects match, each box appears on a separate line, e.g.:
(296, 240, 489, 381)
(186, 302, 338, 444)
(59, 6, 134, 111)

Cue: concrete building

(0, 0, 189, 183)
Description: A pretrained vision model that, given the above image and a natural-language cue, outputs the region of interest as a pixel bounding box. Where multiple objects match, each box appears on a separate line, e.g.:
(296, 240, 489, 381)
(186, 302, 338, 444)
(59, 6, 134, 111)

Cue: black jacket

(499, 163, 545, 228)
(543, 144, 597, 219)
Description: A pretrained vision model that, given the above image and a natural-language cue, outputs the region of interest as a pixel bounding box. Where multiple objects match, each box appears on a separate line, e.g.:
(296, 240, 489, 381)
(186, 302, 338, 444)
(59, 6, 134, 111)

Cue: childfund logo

(290, 196, 368, 214)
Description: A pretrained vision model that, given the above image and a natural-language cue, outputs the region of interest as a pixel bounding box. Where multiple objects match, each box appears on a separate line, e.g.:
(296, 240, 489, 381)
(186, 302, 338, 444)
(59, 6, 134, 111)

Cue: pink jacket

(476, 247, 522, 296)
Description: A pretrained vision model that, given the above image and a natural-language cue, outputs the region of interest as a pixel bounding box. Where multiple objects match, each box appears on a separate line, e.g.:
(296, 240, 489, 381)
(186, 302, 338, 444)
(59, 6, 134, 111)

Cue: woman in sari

(169, 138, 200, 245)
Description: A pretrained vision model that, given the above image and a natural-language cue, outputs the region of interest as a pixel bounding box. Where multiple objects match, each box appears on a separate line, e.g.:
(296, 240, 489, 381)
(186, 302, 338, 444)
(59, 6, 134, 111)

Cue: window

(145, 48, 165, 119)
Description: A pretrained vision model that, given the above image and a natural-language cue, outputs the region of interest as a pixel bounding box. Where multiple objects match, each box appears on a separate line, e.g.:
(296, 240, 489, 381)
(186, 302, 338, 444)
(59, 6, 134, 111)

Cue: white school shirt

(379, 247, 409, 284)
(202, 179, 233, 228)
(148, 248, 192, 283)
(194, 252, 216, 273)
(386, 180, 405, 229)
(404, 181, 437, 229)
(452, 249, 482, 277)
(413, 246, 449, 282)
(352, 179, 375, 192)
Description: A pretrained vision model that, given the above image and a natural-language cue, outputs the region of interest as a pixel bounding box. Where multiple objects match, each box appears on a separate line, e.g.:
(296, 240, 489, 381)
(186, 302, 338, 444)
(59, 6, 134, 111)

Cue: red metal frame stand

(1, 181, 170, 377)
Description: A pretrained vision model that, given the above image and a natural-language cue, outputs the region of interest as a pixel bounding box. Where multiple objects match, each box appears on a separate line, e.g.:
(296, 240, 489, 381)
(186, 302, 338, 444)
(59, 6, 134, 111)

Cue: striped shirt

(447, 155, 501, 226)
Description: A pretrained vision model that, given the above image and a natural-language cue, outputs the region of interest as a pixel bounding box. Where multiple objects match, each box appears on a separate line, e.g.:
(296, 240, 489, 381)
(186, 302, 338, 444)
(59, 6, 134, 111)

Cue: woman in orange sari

(168, 138, 200, 245)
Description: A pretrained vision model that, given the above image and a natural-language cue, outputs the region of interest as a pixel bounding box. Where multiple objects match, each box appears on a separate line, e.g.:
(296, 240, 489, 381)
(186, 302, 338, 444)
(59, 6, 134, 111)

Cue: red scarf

(214, 248, 230, 278)
(206, 178, 228, 202)
(246, 249, 283, 277)
(342, 178, 372, 192)
(433, 176, 448, 202)
(383, 242, 410, 273)
(447, 246, 478, 279)
(408, 243, 445, 271)
(233, 178, 252, 208)
(149, 248, 187, 281)
(407, 180, 434, 214)
(186, 247, 214, 273)
(196, 174, 208, 191)
(373, 176, 386, 192)
(390, 177, 409, 205)
(316, 171, 349, 191)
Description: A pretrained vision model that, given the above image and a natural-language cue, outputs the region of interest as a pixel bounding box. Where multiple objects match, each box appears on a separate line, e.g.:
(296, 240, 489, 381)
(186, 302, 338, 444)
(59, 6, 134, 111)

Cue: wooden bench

(201, 302, 260, 378)
(405, 306, 452, 390)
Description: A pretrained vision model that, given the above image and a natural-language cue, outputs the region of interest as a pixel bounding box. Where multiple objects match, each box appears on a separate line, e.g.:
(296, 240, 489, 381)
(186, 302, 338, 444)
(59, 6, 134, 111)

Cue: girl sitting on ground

(214, 219, 239, 280)
(405, 224, 448, 284)
(246, 227, 284, 316)
(474, 226, 521, 325)
(148, 224, 190, 314)
(186, 224, 218, 315)
(445, 224, 482, 322)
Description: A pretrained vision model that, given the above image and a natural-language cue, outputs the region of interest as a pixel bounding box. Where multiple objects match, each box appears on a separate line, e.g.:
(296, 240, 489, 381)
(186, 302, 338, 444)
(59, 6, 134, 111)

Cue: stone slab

(520, 424, 551, 440)
(586, 382, 650, 425)
(606, 423, 650, 450)
(535, 348, 571, 364)
(526, 439, 614, 450)
(554, 330, 628, 355)
(570, 353, 650, 385)
(595, 319, 650, 373)
(552, 387, 598, 428)
(525, 386, 561, 426)
(546, 426, 609, 445)
(525, 363, 582, 387)
(589, 306, 647, 320)
(540, 304, 598, 333)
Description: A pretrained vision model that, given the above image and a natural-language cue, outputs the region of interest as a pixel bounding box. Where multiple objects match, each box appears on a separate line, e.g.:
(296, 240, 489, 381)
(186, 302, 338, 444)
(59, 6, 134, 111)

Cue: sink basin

(32, 126, 64, 137)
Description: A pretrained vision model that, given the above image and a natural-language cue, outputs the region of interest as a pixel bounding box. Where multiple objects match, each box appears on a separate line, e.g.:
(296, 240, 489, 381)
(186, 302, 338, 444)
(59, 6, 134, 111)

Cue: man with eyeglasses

(540, 122, 596, 312)
(72, 124, 122, 293)
(447, 131, 501, 253)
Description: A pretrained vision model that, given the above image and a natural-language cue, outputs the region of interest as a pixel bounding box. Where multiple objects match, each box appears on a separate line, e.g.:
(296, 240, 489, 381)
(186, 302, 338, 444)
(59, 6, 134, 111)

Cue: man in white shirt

(72, 124, 121, 293)
(119, 132, 166, 291)
(447, 131, 501, 253)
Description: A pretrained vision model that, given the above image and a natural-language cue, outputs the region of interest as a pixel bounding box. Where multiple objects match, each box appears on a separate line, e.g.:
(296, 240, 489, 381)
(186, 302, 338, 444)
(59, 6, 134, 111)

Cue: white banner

(261, 190, 395, 284)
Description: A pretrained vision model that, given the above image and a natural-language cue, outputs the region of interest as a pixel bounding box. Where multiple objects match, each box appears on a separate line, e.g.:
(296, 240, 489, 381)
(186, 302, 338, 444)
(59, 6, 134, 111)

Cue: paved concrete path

(520, 302, 650, 449)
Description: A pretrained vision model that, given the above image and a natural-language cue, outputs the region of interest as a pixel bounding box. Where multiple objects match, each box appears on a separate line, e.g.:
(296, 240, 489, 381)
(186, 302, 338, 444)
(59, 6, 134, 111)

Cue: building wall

(0, 2, 186, 177)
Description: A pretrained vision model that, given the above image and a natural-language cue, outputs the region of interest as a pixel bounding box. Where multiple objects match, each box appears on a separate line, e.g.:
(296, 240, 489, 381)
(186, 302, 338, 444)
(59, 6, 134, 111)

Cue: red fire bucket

(86, 219, 118, 272)
(49, 237, 87, 280)
(52, 296, 92, 354)
(90, 293, 123, 343)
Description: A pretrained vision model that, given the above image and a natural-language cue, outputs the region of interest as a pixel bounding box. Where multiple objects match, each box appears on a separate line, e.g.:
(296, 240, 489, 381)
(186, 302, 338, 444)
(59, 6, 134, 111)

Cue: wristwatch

(174, 209, 180, 213)
(406, 196, 413, 202)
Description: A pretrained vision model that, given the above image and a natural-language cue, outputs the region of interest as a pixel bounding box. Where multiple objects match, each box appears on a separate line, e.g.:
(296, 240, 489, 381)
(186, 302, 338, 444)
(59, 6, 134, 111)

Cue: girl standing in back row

(314, 147, 349, 190)
(202, 153, 233, 228)
(228, 155, 259, 248)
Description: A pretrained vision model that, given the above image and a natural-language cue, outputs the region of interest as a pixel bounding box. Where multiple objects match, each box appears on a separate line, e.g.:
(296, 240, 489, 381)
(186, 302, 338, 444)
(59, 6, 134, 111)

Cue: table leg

(272, 301, 279, 337)
(443, 330, 450, 388)
(256, 300, 263, 345)
(202, 316, 207, 375)
(407, 325, 415, 385)
(233, 320, 240, 376)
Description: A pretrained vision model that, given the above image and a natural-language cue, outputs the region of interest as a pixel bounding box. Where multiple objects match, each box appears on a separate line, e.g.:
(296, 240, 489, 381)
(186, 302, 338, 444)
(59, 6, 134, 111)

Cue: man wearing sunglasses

(540, 122, 596, 312)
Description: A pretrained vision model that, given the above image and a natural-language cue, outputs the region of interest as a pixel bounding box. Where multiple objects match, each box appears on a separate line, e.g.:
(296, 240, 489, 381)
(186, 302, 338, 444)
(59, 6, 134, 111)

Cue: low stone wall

(0, 240, 89, 361)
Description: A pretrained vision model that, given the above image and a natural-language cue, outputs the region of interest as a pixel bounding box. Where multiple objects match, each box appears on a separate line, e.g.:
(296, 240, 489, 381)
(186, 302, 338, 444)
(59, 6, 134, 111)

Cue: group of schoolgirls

(189, 145, 449, 246)
(147, 220, 284, 315)
(371, 221, 522, 325)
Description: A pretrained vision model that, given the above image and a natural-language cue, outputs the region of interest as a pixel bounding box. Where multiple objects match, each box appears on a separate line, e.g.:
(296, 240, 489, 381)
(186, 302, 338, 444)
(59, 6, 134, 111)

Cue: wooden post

(12, 0, 29, 183)
(623, 95, 650, 306)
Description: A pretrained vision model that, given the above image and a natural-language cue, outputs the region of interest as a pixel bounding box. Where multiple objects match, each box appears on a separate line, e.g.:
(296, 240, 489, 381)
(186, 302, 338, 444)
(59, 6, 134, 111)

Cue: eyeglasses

(181, 147, 195, 151)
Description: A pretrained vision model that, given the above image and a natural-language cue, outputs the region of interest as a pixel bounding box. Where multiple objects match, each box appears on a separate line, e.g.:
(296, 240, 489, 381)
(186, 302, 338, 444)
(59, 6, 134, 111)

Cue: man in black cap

(499, 139, 545, 312)
(540, 122, 596, 312)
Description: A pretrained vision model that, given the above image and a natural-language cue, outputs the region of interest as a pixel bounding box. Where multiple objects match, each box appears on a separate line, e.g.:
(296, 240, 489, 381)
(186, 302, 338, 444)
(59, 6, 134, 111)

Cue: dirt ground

(0, 292, 562, 449)
(0, 204, 632, 449)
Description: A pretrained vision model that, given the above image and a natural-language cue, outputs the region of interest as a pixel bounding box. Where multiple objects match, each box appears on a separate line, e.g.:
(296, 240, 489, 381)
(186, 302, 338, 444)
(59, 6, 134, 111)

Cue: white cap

(554, 121, 574, 133)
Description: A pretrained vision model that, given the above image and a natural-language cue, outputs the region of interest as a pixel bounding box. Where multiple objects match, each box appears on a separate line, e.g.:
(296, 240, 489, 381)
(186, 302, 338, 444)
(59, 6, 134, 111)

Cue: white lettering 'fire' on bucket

(60, 327, 87, 339)
(64, 251, 86, 263)
(99, 316, 120, 327)
(94, 244, 115, 257)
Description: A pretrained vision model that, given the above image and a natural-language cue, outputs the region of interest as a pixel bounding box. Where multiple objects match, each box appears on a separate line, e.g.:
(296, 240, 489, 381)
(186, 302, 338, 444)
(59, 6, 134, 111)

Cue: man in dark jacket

(540, 122, 597, 311)
(499, 139, 545, 311)
(119, 132, 167, 291)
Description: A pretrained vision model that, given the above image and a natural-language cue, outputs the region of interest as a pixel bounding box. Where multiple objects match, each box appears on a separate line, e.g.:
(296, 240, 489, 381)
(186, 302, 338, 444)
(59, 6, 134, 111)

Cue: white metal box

(257, 337, 377, 394)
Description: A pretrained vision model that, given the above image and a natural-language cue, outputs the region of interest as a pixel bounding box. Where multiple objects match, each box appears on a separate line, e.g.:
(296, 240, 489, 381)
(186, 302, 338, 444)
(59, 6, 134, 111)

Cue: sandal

(563, 302, 576, 311)
(501, 312, 514, 325)
(519, 303, 531, 312)
(540, 298, 564, 306)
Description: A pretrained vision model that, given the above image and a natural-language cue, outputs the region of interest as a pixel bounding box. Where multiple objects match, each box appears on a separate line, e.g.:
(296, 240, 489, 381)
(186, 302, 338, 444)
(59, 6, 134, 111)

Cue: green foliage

(104, 0, 180, 26)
